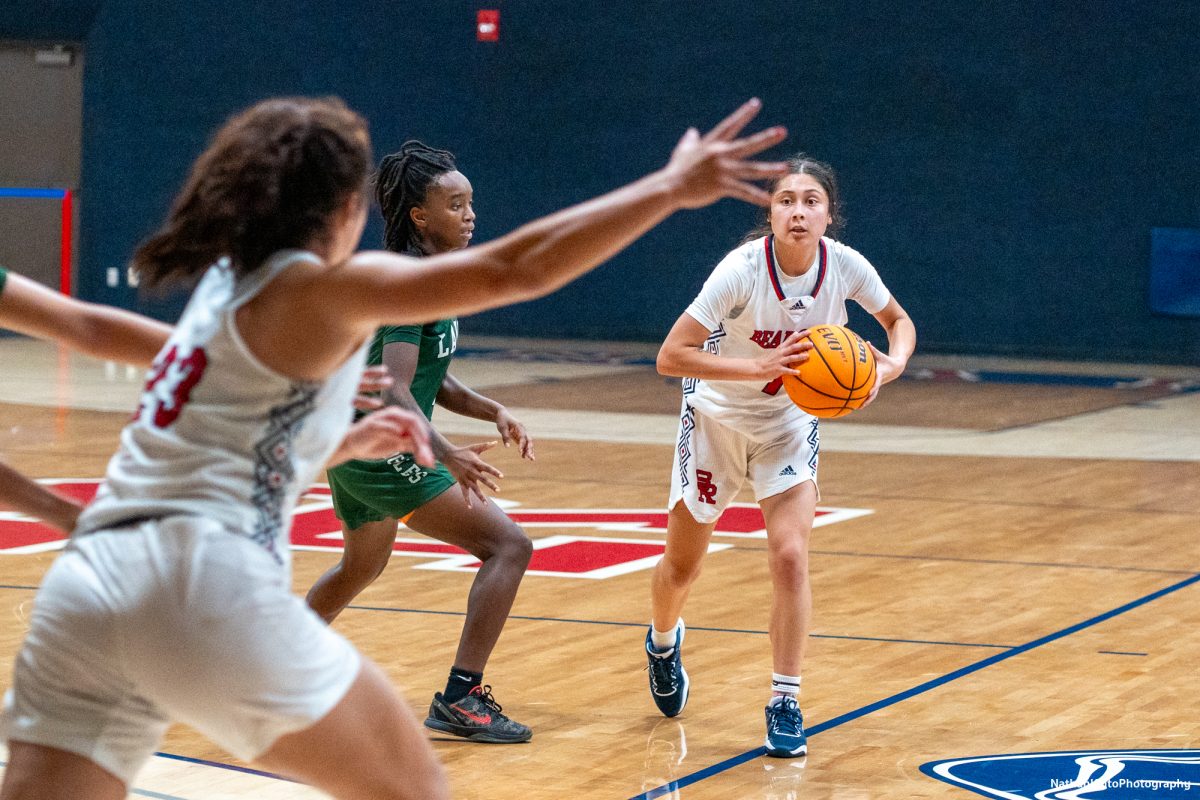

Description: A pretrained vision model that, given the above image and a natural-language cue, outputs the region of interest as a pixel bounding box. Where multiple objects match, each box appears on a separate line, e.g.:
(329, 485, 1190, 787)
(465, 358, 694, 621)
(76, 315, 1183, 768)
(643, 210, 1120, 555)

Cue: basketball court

(2, 334, 1198, 798)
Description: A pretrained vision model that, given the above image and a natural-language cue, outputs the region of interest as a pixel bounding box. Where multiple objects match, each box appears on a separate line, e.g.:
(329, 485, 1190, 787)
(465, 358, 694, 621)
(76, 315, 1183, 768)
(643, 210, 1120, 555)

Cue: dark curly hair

(133, 96, 372, 289)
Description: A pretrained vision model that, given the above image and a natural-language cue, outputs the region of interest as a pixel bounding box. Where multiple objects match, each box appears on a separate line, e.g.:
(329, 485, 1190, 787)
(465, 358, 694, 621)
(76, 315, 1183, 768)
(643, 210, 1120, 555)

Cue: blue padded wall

(11, 1, 1199, 362)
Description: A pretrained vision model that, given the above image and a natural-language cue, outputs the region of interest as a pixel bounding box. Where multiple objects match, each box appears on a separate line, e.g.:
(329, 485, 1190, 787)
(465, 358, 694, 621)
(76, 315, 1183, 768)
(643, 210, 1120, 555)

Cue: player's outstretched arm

(330, 99, 788, 332)
(0, 270, 171, 367)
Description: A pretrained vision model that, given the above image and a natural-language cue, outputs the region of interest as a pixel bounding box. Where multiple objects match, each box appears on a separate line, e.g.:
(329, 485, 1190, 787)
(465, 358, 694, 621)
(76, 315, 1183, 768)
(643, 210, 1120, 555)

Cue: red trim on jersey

(765, 235, 826, 303)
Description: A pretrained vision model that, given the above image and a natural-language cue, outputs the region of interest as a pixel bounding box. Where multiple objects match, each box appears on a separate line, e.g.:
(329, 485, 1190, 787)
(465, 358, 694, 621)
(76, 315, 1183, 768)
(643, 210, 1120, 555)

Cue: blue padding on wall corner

(0, 188, 68, 199)
(1150, 228, 1200, 318)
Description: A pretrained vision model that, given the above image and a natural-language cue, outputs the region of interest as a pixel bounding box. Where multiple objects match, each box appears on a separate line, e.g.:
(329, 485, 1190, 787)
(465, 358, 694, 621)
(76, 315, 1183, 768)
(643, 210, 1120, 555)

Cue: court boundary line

(151, 751, 294, 782)
(0, 584, 1158, 652)
(346, 605, 1015, 650)
(628, 571, 1200, 800)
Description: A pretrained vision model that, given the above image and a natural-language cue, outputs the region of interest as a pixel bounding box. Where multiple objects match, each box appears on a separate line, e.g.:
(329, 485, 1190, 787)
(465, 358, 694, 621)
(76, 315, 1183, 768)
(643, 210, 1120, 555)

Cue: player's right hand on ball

(663, 98, 789, 209)
(755, 330, 812, 379)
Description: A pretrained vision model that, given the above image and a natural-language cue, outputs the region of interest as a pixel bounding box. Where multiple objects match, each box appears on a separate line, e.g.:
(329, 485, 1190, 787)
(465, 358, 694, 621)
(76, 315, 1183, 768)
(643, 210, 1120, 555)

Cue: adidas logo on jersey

(778, 465, 796, 476)
(789, 299, 806, 310)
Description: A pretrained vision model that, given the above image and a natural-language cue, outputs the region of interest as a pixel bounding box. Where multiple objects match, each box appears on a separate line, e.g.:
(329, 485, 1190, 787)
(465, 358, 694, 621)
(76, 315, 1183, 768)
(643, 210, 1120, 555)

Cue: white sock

(770, 672, 801, 703)
(650, 619, 682, 652)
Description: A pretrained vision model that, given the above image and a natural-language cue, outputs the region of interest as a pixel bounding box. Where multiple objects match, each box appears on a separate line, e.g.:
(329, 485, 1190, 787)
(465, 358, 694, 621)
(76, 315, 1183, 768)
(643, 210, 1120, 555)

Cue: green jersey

(0, 266, 8, 296)
(367, 318, 459, 419)
(330, 317, 461, 526)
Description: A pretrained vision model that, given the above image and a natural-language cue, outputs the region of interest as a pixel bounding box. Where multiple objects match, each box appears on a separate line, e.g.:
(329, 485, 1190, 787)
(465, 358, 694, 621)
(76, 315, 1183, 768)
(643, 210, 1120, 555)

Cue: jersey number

(137, 344, 209, 428)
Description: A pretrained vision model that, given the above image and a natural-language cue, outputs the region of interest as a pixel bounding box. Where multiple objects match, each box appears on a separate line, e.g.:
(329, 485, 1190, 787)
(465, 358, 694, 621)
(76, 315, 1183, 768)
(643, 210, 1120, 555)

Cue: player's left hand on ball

(861, 342, 904, 408)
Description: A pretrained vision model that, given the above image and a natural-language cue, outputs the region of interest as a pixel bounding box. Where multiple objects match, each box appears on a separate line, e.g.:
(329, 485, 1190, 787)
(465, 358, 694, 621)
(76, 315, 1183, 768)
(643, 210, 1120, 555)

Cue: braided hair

(374, 141, 457, 254)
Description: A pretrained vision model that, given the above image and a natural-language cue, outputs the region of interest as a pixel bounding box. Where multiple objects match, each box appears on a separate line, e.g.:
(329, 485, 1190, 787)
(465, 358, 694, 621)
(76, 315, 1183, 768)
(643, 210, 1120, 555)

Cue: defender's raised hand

(663, 99, 789, 209)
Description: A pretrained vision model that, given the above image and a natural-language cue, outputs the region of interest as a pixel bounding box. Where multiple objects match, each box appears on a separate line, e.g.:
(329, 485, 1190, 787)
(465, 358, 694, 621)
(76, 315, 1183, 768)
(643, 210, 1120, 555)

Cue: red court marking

(507, 506, 826, 533)
(461, 540, 667, 573)
(0, 521, 70, 550)
(1, 481, 866, 570)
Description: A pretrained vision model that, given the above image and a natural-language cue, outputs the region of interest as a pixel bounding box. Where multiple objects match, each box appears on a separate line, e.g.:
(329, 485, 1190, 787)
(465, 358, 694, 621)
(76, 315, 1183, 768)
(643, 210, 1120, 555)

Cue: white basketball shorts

(668, 402, 820, 524)
(0, 516, 360, 786)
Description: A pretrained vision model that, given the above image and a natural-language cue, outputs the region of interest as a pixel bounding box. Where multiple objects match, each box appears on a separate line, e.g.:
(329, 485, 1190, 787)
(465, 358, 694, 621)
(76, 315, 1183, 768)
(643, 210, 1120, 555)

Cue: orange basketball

(781, 324, 876, 418)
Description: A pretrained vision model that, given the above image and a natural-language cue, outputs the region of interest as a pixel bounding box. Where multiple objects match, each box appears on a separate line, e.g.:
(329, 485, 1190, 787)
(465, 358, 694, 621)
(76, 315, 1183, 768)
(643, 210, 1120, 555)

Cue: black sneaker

(424, 685, 532, 743)
(645, 620, 689, 717)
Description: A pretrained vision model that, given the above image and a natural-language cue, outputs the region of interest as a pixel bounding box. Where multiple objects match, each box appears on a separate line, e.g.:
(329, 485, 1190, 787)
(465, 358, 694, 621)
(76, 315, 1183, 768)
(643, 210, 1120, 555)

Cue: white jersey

(78, 250, 367, 567)
(683, 235, 891, 442)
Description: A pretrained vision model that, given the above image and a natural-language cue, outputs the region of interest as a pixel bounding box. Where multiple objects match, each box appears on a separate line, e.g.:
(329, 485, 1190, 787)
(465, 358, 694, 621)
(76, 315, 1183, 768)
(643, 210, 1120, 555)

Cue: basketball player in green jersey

(306, 142, 536, 744)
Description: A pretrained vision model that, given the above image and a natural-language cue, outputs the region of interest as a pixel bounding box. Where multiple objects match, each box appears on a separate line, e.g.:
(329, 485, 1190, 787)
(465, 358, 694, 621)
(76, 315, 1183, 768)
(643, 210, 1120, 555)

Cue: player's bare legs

(306, 518, 400, 623)
(645, 501, 715, 717)
(651, 502, 716, 632)
(759, 479, 817, 757)
(256, 658, 448, 800)
(0, 742, 125, 800)
(760, 480, 817, 674)
(405, 491, 534, 743)
(404, 491, 532, 673)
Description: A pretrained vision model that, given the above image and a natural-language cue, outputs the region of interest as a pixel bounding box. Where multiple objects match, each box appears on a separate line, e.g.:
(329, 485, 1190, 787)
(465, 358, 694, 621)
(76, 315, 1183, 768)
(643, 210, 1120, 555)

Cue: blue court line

(347, 605, 1013, 650)
(131, 790, 188, 800)
(153, 751, 294, 782)
(0, 188, 68, 199)
(629, 571, 1200, 799)
(0, 585, 1006, 648)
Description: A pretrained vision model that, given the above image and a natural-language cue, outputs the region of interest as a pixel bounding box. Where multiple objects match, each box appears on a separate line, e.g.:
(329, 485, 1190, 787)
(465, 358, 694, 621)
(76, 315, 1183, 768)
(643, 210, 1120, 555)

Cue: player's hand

(753, 331, 813, 380)
(861, 342, 906, 408)
(443, 441, 504, 508)
(662, 98, 789, 210)
(336, 407, 434, 466)
(352, 365, 394, 411)
(495, 408, 535, 461)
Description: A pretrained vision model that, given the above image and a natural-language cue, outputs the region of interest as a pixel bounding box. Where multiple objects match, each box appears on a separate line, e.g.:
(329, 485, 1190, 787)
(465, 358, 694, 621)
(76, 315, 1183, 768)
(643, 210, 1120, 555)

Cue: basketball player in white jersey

(643, 155, 916, 758)
(0, 265, 414, 533)
(0, 96, 789, 800)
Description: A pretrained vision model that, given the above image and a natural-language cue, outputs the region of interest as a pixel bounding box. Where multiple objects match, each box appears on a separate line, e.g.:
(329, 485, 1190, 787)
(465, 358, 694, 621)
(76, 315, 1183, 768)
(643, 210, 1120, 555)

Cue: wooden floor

(2, 335, 1199, 799)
